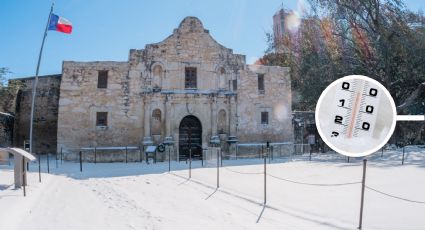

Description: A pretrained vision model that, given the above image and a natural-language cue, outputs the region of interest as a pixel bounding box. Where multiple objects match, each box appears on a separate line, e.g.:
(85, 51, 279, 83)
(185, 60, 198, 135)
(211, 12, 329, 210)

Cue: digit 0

(369, 88, 378, 96)
(342, 82, 350, 90)
(362, 122, 370, 131)
(365, 105, 374, 113)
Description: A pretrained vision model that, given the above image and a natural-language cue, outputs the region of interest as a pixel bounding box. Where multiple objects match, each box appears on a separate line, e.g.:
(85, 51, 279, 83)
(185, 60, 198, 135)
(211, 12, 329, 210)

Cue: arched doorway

(179, 115, 202, 161)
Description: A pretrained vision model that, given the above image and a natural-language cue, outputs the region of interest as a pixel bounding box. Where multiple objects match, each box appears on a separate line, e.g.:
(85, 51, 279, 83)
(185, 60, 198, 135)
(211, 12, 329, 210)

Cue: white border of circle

(315, 75, 397, 157)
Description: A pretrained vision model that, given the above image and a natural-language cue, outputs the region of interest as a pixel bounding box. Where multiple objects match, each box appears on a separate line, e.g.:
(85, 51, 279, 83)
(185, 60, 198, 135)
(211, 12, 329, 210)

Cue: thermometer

(316, 75, 397, 157)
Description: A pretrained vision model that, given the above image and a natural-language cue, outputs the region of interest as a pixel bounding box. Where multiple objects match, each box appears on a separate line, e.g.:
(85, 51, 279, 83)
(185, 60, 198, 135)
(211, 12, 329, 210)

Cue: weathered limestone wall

(12, 75, 61, 153)
(128, 17, 245, 93)
(237, 65, 293, 142)
(57, 16, 293, 161)
(57, 62, 140, 159)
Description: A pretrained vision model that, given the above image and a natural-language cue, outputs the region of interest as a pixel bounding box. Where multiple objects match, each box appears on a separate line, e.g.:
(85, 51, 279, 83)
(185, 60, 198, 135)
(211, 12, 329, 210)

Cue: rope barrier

(267, 173, 361, 186)
(223, 167, 263, 175)
(365, 185, 425, 204)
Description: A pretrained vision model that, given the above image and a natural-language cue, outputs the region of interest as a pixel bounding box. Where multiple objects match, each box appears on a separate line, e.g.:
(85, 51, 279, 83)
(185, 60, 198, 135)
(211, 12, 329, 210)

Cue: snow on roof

(0, 147, 36, 161)
(145, 146, 157, 153)
(0, 112, 14, 117)
(161, 89, 236, 96)
(80, 146, 140, 151)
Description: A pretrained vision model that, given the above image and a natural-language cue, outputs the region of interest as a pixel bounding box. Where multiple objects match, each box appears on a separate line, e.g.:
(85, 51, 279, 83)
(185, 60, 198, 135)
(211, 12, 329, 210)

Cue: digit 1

(342, 82, 350, 90)
(339, 99, 345, 107)
(334, 115, 343, 124)
(369, 88, 378, 96)
(362, 122, 370, 131)
(365, 105, 374, 113)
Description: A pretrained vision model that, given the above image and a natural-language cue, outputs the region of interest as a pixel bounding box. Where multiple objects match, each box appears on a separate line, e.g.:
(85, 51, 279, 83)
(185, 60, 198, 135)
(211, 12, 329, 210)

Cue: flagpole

(29, 3, 54, 175)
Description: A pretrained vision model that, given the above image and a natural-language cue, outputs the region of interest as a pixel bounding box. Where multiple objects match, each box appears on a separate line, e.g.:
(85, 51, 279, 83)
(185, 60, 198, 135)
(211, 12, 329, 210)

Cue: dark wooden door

(179, 115, 202, 161)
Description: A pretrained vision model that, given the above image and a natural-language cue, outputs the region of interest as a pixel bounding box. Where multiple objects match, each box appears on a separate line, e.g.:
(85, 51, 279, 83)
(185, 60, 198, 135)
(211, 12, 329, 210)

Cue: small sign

(145, 146, 157, 153)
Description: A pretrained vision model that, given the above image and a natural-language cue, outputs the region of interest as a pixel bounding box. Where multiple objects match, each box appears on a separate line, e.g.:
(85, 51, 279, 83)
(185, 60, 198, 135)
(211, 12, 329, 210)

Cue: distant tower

(273, 7, 289, 53)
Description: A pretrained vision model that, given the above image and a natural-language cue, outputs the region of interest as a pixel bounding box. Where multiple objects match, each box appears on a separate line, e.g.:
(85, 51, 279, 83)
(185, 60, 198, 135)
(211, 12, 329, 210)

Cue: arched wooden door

(179, 115, 202, 161)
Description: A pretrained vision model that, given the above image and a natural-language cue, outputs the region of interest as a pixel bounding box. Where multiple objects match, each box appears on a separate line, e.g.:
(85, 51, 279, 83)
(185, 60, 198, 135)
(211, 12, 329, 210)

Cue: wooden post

(358, 159, 367, 229)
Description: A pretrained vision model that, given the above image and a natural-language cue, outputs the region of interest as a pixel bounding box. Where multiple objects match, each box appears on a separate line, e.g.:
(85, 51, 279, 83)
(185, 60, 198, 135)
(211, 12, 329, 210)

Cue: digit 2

(334, 115, 343, 124)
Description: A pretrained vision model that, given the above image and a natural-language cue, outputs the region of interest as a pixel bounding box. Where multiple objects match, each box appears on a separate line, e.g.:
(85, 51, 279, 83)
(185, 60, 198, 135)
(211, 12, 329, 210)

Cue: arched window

(153, 65, 163, 77)
(151, 109, 162, 135)
(152, 65, 163, 89)
(218, 67, 226, 89)
(218, 109, 226, 134)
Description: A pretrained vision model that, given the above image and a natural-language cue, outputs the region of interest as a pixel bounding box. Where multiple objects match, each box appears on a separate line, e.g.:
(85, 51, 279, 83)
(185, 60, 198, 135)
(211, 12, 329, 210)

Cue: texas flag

(48, 14, 72, 34)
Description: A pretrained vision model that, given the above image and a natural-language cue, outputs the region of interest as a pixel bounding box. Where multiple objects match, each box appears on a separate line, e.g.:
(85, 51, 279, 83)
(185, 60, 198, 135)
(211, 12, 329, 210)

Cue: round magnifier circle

(315, 75, 397, 157)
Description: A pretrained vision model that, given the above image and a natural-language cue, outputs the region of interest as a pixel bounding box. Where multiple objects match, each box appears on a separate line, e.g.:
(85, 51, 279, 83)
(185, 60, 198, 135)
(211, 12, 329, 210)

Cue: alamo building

(10, 17, 293, 161)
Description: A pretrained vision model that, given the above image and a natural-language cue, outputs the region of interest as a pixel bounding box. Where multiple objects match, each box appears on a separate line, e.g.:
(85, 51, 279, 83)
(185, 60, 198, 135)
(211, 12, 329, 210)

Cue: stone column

(144, 97, 151, 137)
(165, 95, 171, 137)
(229, 95, 237, 136)
(211, 95, 217, 136)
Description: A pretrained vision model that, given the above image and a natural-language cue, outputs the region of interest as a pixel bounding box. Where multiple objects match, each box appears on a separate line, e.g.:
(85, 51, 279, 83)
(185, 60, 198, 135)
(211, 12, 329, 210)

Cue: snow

(1, 146, 425, 230)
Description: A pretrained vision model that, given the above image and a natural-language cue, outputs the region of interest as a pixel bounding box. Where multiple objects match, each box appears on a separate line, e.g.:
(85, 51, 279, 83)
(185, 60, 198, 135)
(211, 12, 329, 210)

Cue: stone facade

(12, 75, 61, 153)
(57, 17, 293, 161)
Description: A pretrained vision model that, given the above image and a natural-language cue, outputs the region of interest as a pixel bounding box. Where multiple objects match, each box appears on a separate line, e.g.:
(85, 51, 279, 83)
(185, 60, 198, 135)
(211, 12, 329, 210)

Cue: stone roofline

(62, 61, 128, 67)
(10, 74, 62, 81)
(130, 16, 245, 61)
(247, 64, 290, 71)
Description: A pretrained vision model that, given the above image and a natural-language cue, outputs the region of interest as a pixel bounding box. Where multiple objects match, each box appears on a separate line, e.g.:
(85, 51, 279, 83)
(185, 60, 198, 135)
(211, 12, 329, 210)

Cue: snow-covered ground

(1, 146, 425, 230)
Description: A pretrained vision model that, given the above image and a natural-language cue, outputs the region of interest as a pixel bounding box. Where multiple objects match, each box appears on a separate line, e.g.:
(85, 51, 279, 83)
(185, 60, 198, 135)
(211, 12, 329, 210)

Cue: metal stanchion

(22, 158, 26, 197)
(94, 147, 97, 164)
(47, 153, 50, 174)
(217, 148, 220, 188)
(358, 159, 367, 229)
(402, 146, 405, 165)
(38, 153, 41, 183)
(168, 147, 171, 172)
(79, 151, 83, 172)
(220, 150, 223, 167)
(60, 147, 63, 164)
(263, 153, 267, 205)
(125, 146, 128, 163)
(139, 146, 142, 163)
(189, 148, 192, 179)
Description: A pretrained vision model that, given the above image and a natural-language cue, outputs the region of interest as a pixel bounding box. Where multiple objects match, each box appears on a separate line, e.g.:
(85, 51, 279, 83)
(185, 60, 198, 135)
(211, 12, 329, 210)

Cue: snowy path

(1, 147, 425, 229)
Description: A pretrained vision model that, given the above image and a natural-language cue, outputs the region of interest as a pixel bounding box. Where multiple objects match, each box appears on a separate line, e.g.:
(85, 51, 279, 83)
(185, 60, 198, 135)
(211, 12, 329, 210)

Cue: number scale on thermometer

(331, 79, 380, 140)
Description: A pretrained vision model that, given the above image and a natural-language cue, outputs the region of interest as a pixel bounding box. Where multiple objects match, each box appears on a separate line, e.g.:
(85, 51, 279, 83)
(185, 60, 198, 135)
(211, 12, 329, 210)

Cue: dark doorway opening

(179, 115, 202, 161)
